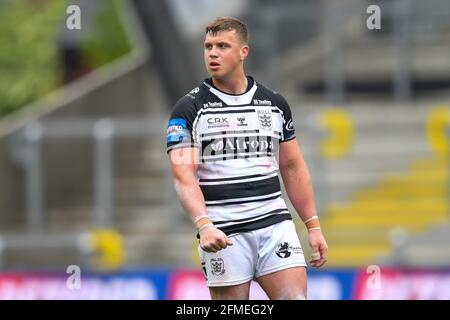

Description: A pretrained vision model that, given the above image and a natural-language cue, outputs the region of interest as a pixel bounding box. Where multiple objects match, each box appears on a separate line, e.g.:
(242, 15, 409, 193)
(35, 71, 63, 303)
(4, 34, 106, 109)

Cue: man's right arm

(168, 147, 205, 223)
(168, 147, 233, 253)
(167, 95, 232, 252)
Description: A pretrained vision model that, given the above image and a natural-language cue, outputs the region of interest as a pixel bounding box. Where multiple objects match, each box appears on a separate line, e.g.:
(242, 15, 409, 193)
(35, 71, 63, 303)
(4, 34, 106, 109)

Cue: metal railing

(8, 106, 437, 232)
(1, 117, 169, 270)
(9, 117, 170, 232)
(2, 103, 447, 268)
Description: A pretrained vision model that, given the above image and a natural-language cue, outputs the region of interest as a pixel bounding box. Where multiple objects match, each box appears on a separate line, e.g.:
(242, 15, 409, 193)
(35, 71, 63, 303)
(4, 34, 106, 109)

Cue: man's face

(204, 30, 248, 79)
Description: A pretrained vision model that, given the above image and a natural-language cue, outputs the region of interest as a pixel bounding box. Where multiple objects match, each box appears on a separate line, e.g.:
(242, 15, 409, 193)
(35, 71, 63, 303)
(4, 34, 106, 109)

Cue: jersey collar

(203, 77, 258, 106)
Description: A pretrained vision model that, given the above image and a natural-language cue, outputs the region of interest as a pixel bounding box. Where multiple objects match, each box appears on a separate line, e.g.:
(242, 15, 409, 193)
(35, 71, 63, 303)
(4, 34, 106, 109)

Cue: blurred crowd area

(0, 0, 450, 299)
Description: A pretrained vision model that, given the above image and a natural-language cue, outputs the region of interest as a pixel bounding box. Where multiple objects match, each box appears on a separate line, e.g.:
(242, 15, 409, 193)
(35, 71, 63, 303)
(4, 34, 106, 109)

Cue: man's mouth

(209, 62, 220, 69)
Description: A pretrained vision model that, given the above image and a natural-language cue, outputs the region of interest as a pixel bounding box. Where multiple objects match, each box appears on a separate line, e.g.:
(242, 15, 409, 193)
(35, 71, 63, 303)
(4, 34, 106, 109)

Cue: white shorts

(198, 219, 307, 287)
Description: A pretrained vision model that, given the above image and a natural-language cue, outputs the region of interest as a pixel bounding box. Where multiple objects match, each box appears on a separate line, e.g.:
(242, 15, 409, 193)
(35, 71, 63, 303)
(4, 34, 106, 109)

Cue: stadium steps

(112, 137, 196, 267)
(36, 133, 196, 269)
(276, 0, 450, 101)
(322, 156, 449, 267)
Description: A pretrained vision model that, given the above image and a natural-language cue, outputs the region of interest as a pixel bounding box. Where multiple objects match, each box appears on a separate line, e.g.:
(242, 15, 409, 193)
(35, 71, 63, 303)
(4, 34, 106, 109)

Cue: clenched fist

(199, 224, 233, 253)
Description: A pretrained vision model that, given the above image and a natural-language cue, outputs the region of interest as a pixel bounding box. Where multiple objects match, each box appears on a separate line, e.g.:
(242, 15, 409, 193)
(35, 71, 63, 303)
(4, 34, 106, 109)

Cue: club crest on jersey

(257, 109, 272, 130)
(210, 258, 225, 276)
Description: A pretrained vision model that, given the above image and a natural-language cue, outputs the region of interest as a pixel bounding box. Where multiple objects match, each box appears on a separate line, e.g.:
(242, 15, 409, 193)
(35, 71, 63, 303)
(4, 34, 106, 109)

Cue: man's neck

(212, 74, 248, 95)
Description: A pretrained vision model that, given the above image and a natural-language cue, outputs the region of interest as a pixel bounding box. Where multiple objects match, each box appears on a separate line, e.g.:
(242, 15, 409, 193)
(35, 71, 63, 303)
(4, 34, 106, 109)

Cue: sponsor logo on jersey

(206, 136, 277, 154)
(189, 87, 200, 94)
(201, 136, 279, 160)
(236, 117, 248, 127)
(253, 99, 272, 106)
(207, 117, 229, 128)
(203, 101, 223, 108)
(210, 258, 225, 276)
(186, 87, 200, 99)
(257, 109, 272, 130)
(167, 118, 188, 142)
(275, 242, 302, 258)
(286, 119, 294, 131)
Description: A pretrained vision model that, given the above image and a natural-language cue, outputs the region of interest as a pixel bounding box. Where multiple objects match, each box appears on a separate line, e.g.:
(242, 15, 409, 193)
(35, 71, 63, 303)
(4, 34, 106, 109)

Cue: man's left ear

(241, 46, 249, 60)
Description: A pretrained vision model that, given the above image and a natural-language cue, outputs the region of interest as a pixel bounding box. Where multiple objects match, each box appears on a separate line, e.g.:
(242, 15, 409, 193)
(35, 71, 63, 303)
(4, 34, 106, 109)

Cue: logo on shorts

(275, 242, 303, 259)
(210, 258, 225, 276)
(276, 242, 292, 258)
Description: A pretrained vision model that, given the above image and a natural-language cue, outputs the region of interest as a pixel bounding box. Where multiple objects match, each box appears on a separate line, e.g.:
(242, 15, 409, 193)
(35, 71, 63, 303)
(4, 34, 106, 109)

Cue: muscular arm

(279, 139, 317, 221)
(168, 148, 207, 220)
(279, 139, 328, 267)
(168, 147, 232, 252)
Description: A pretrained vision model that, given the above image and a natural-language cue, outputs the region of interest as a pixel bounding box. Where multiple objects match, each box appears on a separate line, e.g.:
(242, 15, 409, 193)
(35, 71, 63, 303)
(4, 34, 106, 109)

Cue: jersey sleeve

(276, 93, 296, 142)
(166, 96, 200, 153)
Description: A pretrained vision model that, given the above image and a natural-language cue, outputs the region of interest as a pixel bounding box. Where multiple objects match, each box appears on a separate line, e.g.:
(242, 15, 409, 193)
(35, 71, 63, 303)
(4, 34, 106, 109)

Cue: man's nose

(209, 47, 218, 57)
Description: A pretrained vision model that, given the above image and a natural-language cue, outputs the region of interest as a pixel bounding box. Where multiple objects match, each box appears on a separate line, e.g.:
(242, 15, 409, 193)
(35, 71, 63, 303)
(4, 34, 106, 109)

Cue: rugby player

(167, 17, 328, 300)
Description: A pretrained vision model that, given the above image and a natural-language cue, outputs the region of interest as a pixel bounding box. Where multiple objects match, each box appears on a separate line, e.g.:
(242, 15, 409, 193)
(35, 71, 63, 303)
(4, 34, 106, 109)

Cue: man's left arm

(279, 138, 328, 267)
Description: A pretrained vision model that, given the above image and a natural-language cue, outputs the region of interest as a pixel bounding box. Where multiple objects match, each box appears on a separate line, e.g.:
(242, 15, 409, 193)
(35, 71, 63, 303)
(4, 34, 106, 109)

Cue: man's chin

(208, 69, 225, 77)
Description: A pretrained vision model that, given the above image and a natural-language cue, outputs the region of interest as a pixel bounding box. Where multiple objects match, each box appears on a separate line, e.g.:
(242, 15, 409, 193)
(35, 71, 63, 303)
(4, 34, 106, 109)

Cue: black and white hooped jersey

(167, 76, 296, 236)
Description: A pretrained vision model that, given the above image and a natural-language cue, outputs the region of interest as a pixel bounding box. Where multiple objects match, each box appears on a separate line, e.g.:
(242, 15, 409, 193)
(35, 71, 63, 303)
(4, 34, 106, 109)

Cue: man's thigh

(198, 232, 257, 287)
(255, 220, 307, 279)
(256, 266, 307, 300)
(254, 220, 307, 299)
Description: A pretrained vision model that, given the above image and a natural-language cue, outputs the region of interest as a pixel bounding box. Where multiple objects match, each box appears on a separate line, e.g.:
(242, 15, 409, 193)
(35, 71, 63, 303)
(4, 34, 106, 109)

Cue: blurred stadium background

(0, 0, 449, 299)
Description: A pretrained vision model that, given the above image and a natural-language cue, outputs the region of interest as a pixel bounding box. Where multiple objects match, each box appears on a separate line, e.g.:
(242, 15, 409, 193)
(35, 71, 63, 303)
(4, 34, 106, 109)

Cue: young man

(166, 17, 328, 300)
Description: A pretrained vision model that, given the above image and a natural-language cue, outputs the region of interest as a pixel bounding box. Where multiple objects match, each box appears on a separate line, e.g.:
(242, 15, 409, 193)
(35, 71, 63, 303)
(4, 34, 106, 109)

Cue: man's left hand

(308, 229, 328, 268)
